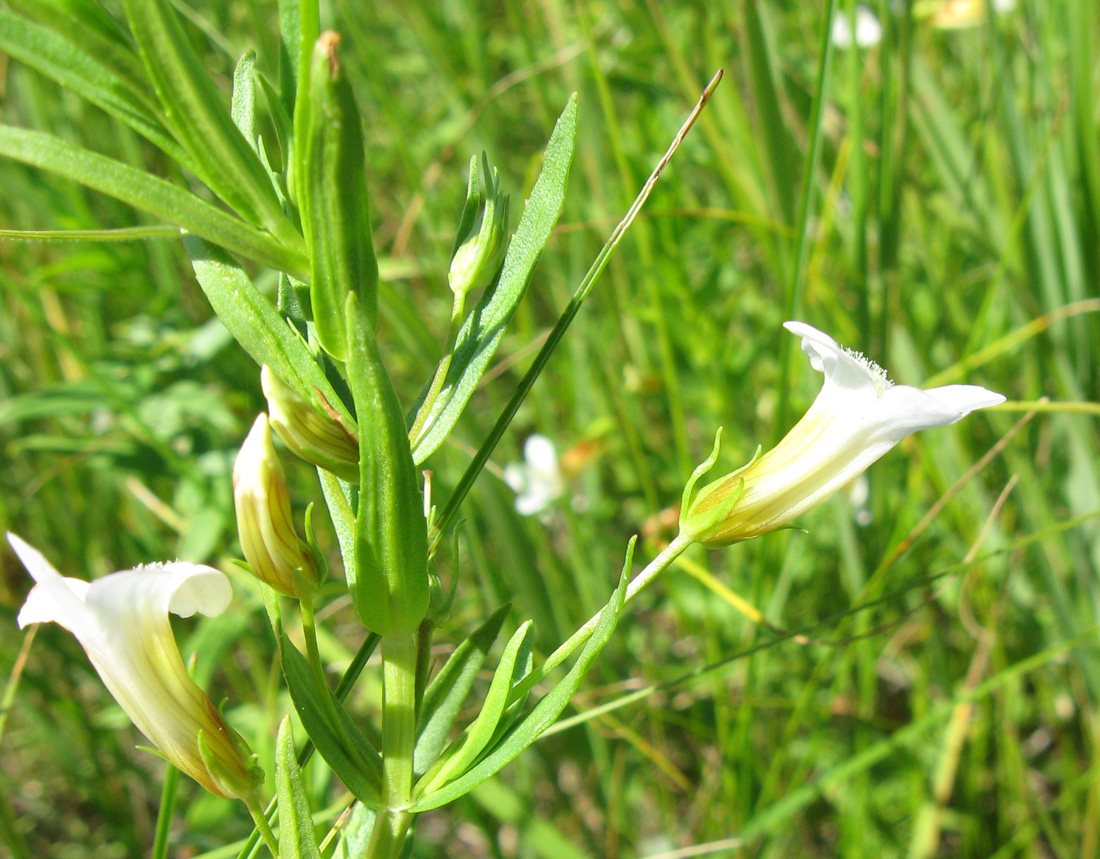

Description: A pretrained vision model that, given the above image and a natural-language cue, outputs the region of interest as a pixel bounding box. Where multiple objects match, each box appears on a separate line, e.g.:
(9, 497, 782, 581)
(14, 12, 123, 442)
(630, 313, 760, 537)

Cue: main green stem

(366, 633, 419, 858)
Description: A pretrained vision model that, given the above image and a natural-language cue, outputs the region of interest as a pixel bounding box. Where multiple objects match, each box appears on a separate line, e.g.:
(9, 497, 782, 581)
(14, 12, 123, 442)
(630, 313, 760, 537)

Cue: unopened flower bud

(261, 366, 359, 483)
(448, 153, 509, 301)
(233, 414, 322, 599)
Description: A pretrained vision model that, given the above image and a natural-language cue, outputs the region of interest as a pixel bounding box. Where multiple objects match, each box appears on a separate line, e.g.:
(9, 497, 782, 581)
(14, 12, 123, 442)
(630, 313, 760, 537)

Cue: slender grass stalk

(150, 765, 180, 859)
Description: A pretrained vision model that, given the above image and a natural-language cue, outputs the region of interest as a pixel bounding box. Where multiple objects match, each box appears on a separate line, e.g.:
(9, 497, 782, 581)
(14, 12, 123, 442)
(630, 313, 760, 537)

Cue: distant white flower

(832, 5, 883, 49)
(848, 474, 873, 526)
(10, 533, 259, 798)
(503, 434, 565, 516)
(682, 322, 1005, 546)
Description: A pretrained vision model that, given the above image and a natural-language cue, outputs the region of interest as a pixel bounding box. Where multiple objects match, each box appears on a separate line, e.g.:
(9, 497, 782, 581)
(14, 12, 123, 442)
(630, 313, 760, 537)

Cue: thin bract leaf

(417, 622, 533, 794)
(410, 542, 632, 811)
(122, 0, 301, 248)
(277, 625, 382, 808)
(347, 294, 429, 637)
(231, 50, 258, 152)
(414, 603, 512, 774)
(275, 718, 323, 859)
(0, 11, 189, 166)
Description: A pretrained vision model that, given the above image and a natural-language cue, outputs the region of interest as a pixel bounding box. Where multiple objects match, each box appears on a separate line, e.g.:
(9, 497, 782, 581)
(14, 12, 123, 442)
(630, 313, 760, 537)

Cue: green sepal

(413, 602, 512, 774)
(346, 293, 429, 637)
(448, 152, 510, 301)
(680, 426, 725, 516)
(410, 538, 635, 811)
(297, 31, 379, 361)
(274, 717, 323, 859)
(196, 728, 264, 802)
(298, 502, 328, 595)
(276, 622, 382, 807)
(679, 438, 761, 543)
(230, 50, 258, 153)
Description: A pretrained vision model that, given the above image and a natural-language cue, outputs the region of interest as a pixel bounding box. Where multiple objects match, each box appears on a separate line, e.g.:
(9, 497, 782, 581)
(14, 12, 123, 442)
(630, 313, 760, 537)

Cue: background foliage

(1, 0, 1098, 857)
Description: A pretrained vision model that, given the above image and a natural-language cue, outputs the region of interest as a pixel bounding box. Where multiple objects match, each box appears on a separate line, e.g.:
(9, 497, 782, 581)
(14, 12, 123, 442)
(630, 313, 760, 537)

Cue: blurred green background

(2, 0, 1098, 857)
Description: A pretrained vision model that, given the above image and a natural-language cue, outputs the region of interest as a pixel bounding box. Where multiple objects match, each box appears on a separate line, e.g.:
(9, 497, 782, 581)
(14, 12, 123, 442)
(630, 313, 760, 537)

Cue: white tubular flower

(681, 322, 1005, 547)
(9, 533, 261, 799)
(233, 413, 320, 599)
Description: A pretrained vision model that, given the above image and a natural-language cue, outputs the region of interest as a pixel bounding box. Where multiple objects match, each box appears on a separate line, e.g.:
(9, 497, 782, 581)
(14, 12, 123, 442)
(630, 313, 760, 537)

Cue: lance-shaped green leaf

(417, 622, 533, 795)
(6, 0, 150, 84)
(274, 718, 323, 859)
(297, 31, 379, 362)
(414, 603, 512, 774)
(410, 540, 633, 811)
(347, 294, 429, 637)
(184, 237, 351, 424)
(0, 127, 308, 278)
(277, 624, 382, 807)
(0, 11, 188, 166)
(231, 50, 258, 153)
(122, 0, 302, 250)
(409, 95, 578, 463)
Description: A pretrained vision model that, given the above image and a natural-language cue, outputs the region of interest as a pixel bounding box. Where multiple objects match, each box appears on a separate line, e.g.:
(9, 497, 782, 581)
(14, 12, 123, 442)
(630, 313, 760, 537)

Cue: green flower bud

(261, 365, 360, 483)
(233, 414, 322, 599)
(296, 30, 379, 361)
(448, 153, 509, 301)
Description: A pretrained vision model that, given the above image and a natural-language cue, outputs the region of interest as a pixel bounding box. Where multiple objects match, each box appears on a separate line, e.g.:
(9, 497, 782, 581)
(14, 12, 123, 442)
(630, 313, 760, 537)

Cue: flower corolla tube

(9, 533, 260, 799)
(681, 322, 1006, 546)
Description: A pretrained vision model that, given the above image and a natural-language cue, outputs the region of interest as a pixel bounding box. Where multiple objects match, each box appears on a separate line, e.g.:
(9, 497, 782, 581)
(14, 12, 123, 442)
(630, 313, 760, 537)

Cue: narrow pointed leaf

(6, 0, 150, 83)
(0, 126, 308, 278)
(278, 625, 382, 807)
(318, 470, 358, 592)
(0, 11, 188, 165)
(347, 295, 429, 637)
(414, 603, 512, 773)
(417, 622, 533, 793)
(274, 718, 323, 859)
(410, 549, 630, 811)
(122, 0, 301, 248)
(184, 237, 352, 425)
(231, 50, 258, 152)
(410, 95, 578, 463)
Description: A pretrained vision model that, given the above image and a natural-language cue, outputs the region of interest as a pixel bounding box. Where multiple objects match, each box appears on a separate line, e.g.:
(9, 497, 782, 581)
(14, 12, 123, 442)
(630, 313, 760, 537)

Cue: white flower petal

(8, 533, 255, 798)
(524, 434, 558, 471)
